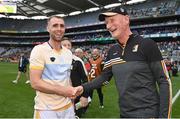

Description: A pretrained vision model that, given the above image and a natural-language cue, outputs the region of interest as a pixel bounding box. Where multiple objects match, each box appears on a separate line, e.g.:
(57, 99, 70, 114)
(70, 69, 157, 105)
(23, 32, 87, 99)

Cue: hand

(63, 86, 84, 99)
(63, 86, 77, 99)
(80, 97, 88, 107)
(74, 86, 83, 97)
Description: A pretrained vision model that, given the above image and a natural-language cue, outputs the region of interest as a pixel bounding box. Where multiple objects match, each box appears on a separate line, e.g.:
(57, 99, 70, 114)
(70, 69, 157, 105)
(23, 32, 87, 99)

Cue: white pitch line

(172, 89, 180, 105)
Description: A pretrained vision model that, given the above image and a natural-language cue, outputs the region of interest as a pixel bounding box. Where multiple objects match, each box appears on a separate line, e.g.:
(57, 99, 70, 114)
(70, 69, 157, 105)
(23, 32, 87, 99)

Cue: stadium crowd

(0, 0, 178, 32)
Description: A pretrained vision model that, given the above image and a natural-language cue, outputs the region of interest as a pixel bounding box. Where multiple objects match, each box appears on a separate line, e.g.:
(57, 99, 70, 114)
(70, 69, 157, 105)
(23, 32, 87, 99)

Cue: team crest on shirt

(50, 57, 56, 62)
(132, 44, 139, 52)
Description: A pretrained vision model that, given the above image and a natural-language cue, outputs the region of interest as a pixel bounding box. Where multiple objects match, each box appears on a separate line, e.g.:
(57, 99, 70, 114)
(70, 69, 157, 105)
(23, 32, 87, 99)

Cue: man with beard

(29, 16, 80, 119)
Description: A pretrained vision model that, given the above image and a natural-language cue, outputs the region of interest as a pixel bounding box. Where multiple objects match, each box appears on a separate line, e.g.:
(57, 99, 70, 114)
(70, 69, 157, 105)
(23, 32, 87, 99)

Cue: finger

(70, 95, 76, 99)
(74, 87, 82, 96)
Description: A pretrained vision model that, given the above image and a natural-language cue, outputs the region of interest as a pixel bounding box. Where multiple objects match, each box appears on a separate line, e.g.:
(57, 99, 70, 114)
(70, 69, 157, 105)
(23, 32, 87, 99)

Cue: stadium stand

(0, 0, 179, 66)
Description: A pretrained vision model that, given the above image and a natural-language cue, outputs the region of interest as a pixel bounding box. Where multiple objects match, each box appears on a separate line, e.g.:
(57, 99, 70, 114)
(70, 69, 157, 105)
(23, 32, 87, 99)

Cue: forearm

(30, 69, 74, 97)
(159, 82, 172, 118)
(82, 75, 104, 92)
(81, 88, 89, 98)
(82, 69, 112, 93)
(31, 79, 68, 96)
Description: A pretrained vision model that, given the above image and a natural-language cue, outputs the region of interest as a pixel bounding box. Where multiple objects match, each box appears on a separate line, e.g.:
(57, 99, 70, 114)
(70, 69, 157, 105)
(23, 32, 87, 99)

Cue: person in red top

(88, 48, 104, 108)
(164, 59, 172, 77)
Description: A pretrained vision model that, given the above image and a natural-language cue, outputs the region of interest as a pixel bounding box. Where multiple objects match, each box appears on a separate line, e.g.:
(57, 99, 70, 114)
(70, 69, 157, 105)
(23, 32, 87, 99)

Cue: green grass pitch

(0, 62, 179, 118)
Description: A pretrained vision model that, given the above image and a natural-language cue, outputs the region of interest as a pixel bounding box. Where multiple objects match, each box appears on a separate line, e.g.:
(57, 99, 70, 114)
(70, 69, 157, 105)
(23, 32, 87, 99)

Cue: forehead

(104, 14, 123, 22)
(61, 40, 71, 44)
(48, 17, 64, 25)
(75, 50, 82, 53)
(92, 49, 98, 53)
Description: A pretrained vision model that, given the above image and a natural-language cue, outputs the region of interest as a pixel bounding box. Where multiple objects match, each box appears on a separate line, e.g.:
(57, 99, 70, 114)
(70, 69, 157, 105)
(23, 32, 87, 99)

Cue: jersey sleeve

(77, 61, 88, 84)
(29, 45, 45, 70)
(142, 39, 172, 118)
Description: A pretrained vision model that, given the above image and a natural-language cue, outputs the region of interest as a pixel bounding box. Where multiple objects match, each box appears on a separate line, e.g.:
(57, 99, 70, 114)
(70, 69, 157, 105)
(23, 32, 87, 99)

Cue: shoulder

(139, 38, 162, 61)
(130, 35, 157, 50)
(31, 42, 48, 52)
(73, 55, 84, 64)
(131, 34, 146, 44)
(133, 35, 159, 52)
(130, 34, 156, 47)
(73, 55, 81, 61)
(141, 38, 156, 46)
(62, 46, 72, 55)
(30, 42, 50, 60)
(139, 38, 158, 52)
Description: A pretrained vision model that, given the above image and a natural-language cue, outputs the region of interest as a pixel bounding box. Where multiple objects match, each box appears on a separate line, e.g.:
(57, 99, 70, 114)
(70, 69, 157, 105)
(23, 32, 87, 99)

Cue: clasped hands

(64, 86, 89, 107)
(65, 86, 84, 99)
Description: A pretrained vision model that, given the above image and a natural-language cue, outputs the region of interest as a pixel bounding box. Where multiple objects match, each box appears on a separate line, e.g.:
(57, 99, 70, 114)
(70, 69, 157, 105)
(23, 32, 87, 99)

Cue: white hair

(75, 48, 83, 53)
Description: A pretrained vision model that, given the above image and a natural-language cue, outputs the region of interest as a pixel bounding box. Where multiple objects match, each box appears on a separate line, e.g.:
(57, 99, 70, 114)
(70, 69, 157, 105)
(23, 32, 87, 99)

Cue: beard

(50, 34, 63, 41)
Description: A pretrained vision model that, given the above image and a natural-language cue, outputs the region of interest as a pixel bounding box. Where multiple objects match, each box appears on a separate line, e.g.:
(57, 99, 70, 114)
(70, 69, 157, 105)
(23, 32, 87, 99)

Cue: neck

(117, 29, 132, 46)
(48, 39, 62, 51)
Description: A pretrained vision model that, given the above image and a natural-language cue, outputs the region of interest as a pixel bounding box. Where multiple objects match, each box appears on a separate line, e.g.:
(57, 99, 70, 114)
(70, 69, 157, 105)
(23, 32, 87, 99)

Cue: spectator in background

(77, 7, 172, 118)
(61, 37, 89, 118)
(75, 48, 92, 73)
(88, 48, 104, 108)
(171, 62, 178, 76)
(164, 58, 172, 77)
(12, 53, 30, 84)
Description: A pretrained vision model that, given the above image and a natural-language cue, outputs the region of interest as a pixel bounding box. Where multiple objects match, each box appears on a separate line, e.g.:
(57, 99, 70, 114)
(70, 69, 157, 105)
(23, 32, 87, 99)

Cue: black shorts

(19, 67, 27, 73)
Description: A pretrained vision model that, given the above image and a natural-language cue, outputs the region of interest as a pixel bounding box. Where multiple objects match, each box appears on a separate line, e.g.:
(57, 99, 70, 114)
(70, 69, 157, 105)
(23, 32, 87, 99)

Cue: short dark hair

(61, 37, 72, 43)
(47, 15, 64, 24)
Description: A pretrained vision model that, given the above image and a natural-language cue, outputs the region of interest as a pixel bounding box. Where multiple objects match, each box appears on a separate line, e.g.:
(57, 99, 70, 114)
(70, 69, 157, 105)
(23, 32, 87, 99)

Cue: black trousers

(89, 87, 104, 106)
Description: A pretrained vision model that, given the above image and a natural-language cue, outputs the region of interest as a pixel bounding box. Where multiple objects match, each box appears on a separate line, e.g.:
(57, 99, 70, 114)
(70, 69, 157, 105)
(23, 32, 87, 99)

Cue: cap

(98, 7, 128, 21)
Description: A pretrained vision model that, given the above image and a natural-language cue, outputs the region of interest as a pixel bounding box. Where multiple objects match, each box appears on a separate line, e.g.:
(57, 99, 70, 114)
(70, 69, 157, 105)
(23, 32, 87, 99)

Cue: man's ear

(124, 15, 130, 25)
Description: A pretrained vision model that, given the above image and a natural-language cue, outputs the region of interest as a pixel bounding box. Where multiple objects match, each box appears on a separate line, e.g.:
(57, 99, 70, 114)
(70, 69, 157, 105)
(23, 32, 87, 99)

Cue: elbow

(30, 79, 41, 90)
(31, 83, 37, 90)
(30, 82, 38, 90)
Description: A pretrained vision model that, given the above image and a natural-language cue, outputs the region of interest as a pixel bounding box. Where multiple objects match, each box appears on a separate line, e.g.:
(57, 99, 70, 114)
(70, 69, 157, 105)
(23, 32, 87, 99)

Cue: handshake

(63, 85, 89, 108)
(63, 86, 84, 99)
